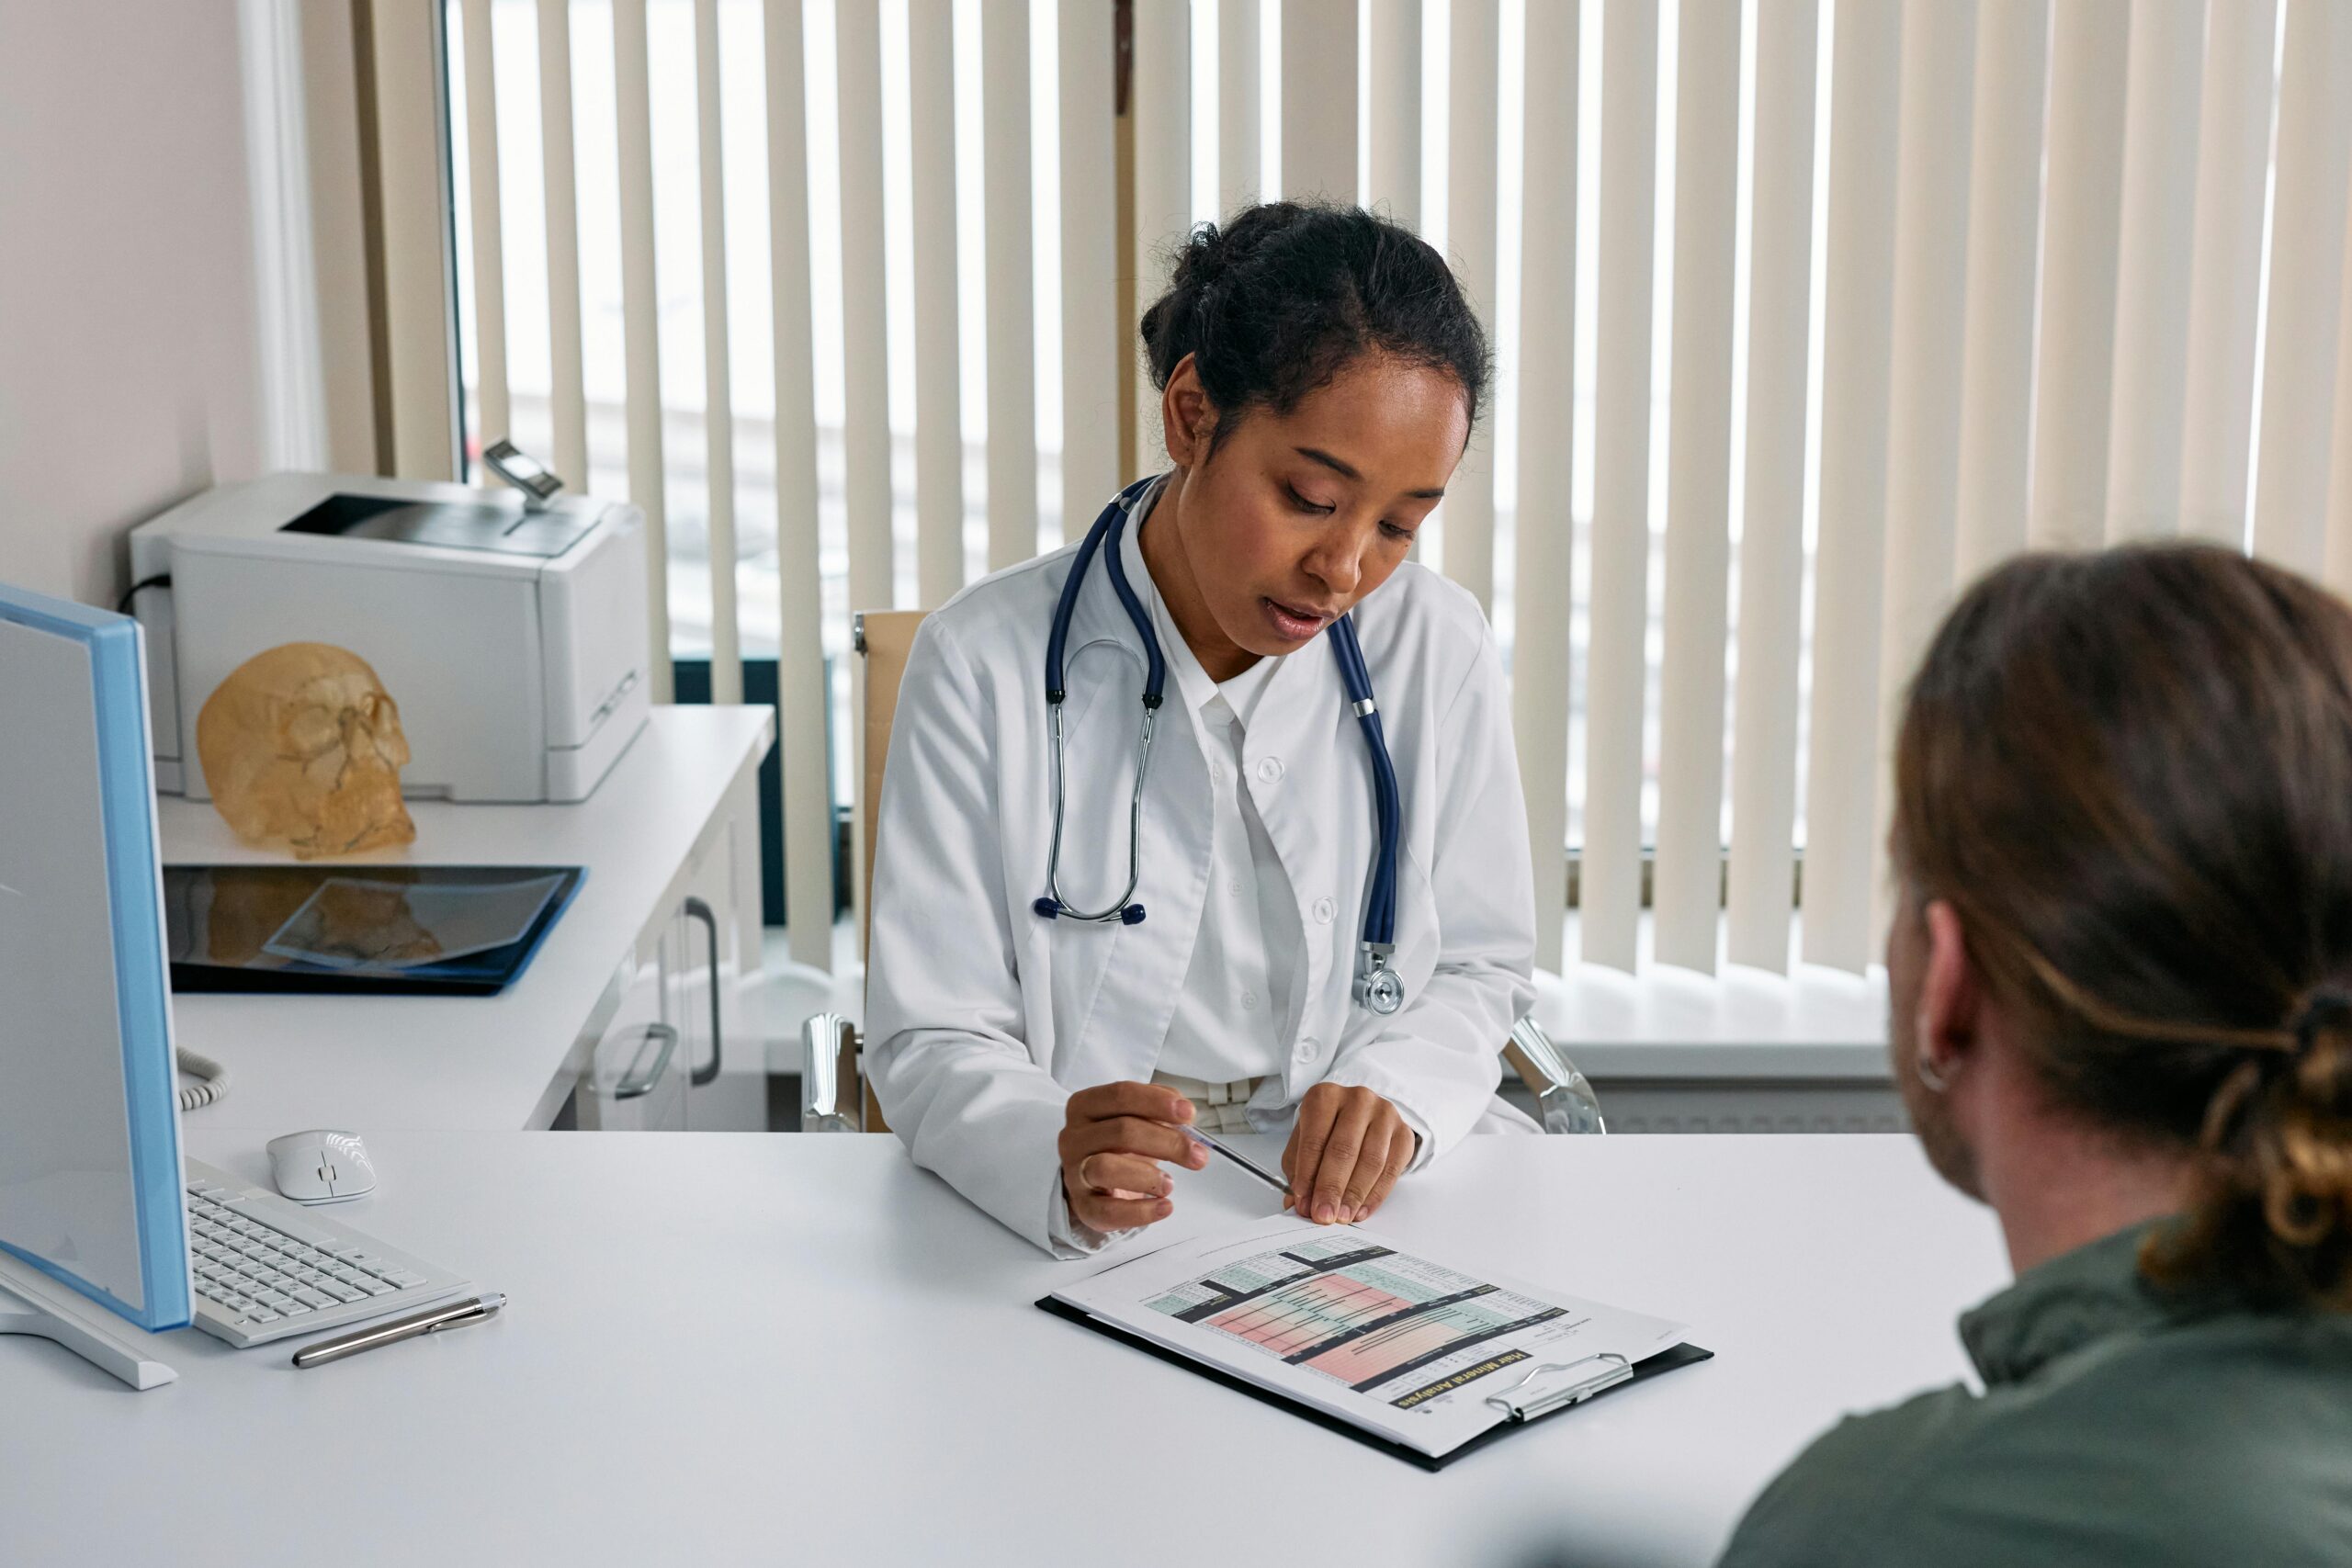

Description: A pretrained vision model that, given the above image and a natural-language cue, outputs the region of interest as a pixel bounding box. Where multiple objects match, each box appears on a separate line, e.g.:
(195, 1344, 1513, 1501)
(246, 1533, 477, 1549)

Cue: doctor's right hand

(1058, 1082, 1209, 1234)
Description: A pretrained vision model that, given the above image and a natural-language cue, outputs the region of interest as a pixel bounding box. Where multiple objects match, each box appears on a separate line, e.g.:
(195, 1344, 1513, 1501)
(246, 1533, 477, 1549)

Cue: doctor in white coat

(865, 202, 1538, 1258)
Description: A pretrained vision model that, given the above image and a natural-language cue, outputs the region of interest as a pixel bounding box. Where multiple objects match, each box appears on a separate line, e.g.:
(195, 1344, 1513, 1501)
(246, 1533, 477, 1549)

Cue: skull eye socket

(283, 704, 340, 760)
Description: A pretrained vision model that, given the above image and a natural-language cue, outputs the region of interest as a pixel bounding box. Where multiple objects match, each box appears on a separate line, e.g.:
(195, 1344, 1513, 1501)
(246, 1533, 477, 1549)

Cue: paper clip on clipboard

(1483, 1353, 1635, 1422)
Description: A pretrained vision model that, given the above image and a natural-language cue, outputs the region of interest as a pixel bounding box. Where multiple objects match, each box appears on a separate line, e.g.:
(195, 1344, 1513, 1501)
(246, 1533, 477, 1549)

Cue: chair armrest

(1504, 1017, 1607, 1134)
(800, 1012, 863, 1133)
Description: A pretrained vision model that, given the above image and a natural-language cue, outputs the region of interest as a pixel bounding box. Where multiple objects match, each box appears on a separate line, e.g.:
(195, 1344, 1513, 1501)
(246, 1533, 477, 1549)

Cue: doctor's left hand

(1282, 1084, 1418, 1226)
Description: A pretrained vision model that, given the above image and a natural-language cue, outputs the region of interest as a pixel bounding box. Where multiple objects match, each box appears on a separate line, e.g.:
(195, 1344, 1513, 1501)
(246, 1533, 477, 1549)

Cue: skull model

(196, 643, 416, 859)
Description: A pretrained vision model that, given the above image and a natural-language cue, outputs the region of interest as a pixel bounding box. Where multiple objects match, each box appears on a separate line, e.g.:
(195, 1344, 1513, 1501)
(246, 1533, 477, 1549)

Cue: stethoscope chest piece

(1356, 945, 1405, 1016)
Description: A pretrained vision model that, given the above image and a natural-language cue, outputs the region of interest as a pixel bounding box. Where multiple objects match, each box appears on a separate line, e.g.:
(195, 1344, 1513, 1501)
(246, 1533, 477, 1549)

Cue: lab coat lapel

(1046, 490, 1214, 1087)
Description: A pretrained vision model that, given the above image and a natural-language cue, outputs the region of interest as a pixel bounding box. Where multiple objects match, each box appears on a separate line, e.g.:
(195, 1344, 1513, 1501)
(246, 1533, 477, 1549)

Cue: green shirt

(1717, 1221, 2352, 1567)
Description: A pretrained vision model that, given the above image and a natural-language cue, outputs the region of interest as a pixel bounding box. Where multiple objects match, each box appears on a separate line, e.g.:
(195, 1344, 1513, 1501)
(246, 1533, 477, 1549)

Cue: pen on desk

(1182, 1125, 1291, 1198)
(290, 1292, 506, 1369)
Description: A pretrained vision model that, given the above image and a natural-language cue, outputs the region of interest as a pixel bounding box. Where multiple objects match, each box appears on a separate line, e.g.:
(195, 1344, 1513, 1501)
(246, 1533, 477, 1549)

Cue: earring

(1914, 1048, 1954, 1094)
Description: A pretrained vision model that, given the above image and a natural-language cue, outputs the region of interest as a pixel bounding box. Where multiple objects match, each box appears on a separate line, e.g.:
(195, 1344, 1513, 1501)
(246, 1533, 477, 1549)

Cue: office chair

(801, 610, 1605, 1137)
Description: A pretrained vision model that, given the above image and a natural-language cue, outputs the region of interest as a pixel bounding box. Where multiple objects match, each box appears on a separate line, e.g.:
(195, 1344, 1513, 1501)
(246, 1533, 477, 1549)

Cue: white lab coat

(864, 502, 1537, 1256)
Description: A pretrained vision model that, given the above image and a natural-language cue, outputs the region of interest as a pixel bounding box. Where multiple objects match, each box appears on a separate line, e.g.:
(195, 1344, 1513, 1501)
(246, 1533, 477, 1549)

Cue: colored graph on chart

(1206, 1269, 1415, 1357)
(1298, 1296, 1555, 1387)
(1150, 1241, 1572, 1396)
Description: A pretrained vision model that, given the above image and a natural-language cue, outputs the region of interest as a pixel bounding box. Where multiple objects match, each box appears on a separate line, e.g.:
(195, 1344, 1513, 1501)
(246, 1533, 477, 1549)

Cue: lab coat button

(1256, 757, 1284, 784)
(1242, 990, 1258, 1010)
(1295, 1036, 1319, 1062)
(1311, 897, 1336, 924)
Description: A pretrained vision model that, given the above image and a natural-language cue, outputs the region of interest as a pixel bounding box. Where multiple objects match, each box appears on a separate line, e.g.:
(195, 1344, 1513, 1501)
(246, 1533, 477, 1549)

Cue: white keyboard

(184, 1159, 471, 1348)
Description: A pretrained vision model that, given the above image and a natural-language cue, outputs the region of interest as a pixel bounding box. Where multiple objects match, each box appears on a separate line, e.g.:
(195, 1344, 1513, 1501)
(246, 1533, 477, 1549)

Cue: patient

(1718, 545, 2352, 1567)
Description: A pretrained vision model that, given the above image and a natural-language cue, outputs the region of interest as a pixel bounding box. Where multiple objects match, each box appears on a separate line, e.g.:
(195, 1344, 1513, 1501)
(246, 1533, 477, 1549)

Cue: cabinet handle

(683, 897, 723, 1088)
(614, 1022, 678, 1100)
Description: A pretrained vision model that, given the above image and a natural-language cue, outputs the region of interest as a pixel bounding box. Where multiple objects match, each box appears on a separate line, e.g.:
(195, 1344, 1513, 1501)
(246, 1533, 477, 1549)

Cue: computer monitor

(0, 582, 191, 1388)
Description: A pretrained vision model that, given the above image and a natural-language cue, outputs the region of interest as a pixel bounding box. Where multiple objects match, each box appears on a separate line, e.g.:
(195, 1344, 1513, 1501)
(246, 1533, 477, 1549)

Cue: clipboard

(1038, 1295, 1714, 1472)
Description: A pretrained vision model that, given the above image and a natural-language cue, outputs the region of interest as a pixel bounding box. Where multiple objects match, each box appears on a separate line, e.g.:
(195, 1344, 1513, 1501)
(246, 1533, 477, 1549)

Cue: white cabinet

(571, 729, 770, 1133)
(159, 707, 776, 1135)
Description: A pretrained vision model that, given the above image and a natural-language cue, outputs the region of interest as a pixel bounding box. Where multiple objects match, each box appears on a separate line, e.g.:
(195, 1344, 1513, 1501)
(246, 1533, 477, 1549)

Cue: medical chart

(1050, 1215, 1688, 1459)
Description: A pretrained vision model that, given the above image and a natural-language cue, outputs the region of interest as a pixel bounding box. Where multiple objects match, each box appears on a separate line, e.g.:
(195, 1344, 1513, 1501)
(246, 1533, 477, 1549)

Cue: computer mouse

(265, 1130, 378, 1204)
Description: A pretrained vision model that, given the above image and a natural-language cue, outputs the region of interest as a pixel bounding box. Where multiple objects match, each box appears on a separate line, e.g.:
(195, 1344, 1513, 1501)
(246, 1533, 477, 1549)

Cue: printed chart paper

(1051, 1216, 1688, 1458)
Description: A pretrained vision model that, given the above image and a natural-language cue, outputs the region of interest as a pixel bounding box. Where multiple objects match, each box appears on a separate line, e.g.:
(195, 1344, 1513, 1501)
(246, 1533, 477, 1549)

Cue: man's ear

(1160, 354, 1216, 467)
(1919, 899, 1982, 1075)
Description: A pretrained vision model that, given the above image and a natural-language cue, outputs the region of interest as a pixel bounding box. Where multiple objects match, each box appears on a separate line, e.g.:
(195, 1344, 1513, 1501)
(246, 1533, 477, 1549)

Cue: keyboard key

(322, 1281, 365, 1304)
(292, 1288, 337, 1309)
(384, 1270, 427, 1289)
(245, 1307, 281, 1322)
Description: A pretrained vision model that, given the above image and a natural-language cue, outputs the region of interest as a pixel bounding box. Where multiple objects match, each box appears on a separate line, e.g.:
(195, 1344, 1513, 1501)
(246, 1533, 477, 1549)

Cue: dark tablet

(162, 864, 584, 997)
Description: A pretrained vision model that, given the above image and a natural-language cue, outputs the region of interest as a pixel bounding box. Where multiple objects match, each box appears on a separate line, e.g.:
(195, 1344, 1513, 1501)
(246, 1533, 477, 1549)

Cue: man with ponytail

(1719, 544, 2352, 1567)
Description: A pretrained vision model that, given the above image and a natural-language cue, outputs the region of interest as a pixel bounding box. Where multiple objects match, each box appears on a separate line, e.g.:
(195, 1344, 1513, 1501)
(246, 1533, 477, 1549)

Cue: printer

(129, 469, 650, 804)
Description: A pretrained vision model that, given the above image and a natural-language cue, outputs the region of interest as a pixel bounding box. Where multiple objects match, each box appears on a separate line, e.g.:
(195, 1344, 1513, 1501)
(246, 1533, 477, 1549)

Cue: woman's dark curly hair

(1137, 201, 1490, 459)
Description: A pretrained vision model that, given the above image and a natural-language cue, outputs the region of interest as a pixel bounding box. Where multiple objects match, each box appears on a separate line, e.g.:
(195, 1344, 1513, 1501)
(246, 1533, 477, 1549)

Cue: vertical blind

(437, 0, 2352, 984)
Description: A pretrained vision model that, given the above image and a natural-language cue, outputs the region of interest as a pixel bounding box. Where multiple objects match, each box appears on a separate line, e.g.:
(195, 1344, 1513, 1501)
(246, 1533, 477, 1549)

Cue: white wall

(0, 0, 263, 607)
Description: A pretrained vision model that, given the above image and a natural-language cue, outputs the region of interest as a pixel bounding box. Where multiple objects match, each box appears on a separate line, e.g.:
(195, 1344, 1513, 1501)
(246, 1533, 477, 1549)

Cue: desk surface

(1, 1132, 2008, 1567)
(157, 706, 771, 1134)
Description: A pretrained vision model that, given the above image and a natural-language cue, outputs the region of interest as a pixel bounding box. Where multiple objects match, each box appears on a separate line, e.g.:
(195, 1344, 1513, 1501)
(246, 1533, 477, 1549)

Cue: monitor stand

(0, 1248, 177, 1390)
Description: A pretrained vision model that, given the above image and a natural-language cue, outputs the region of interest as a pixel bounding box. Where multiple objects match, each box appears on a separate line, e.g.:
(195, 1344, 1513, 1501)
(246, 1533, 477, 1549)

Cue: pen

(1182, 1125, 1291, 1198)
(290, 1291, 506, 1369)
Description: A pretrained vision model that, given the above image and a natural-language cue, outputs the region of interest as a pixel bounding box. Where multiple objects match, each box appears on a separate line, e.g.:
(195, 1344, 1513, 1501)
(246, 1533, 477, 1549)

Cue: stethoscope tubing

(1327, 614, 1400, 951)
(1036, 474, 1407, 1014)
(1035, 475, 1164, 926)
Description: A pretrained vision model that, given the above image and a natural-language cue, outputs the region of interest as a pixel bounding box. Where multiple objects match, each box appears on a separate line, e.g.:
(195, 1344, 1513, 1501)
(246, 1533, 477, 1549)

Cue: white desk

(158, 706, 773, 1133)
(0, 1133, 2008, 1566)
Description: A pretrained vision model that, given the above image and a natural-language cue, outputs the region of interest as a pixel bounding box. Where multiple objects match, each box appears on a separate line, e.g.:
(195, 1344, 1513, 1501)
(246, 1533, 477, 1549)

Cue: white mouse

(265, 1130, 378, 1205)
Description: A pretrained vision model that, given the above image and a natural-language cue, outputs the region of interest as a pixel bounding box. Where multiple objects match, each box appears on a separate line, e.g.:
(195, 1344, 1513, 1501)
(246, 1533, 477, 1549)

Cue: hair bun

(1171, 222, 1228, 290)
(1134, 199, 1491, 451)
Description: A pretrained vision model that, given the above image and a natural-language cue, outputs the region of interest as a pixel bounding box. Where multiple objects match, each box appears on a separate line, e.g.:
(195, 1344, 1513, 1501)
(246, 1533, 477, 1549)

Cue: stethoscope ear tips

(1032, 897, 1063, 919)
(1120, 904, 1148, 925)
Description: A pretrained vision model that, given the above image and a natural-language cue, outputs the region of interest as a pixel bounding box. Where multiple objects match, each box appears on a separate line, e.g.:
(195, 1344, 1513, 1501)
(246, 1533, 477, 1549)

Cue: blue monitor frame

(0, 585, 190, 1331)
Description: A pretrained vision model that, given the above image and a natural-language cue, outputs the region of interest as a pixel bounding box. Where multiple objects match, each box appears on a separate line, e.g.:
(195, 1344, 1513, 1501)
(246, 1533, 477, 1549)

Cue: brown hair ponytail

(2162, 985, 2352, 1300)
(1894, 544, 2352, 1307)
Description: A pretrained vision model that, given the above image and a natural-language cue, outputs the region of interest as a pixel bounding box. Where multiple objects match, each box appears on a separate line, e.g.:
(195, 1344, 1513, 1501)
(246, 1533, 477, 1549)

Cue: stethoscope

(1031, 474, 1407, 1017)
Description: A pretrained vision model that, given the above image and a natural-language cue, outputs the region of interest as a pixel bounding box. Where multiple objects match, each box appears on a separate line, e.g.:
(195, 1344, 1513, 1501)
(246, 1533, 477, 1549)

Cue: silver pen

(290, 1292, 506, 1369)
(1182, 1125, 1291, 1197)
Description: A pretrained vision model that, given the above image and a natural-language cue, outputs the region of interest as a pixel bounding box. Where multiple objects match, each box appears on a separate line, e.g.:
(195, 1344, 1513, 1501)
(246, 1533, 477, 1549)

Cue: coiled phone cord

(176, 1048, 229, 1112)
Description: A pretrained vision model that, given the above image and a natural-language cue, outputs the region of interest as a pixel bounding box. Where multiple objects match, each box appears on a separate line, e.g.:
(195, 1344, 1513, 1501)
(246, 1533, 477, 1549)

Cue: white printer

(129, 468, 650, 804)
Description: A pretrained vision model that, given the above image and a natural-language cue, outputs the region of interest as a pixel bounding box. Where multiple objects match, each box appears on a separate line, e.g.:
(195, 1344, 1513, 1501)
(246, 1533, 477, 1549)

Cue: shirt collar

(1957, 1219, 2229, 1385)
